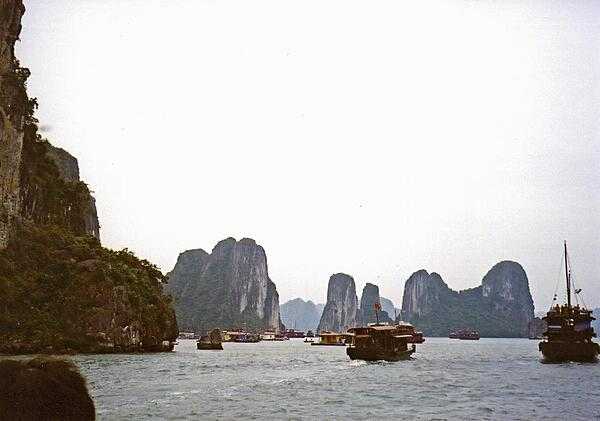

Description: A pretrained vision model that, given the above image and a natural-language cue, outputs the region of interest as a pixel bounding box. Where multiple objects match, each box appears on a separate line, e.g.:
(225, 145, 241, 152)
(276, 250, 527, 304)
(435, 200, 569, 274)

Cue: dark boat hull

(197, 342, 223, 350)
(310, 342, 346, 346)
(346, 346, 414, 362)
(539, 341, 599, 363)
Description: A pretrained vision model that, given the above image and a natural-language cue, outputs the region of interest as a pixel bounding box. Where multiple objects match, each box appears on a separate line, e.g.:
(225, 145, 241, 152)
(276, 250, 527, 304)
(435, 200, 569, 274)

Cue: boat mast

(564, 240, 571, 309)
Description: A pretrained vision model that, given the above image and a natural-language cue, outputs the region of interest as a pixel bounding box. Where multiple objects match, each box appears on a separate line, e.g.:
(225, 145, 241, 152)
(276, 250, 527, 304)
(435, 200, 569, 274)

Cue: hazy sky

(18, 0, 600, 311)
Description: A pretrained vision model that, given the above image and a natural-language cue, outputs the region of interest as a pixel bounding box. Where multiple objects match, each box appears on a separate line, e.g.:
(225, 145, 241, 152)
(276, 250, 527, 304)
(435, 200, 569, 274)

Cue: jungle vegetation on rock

(0, 2, 177, 354)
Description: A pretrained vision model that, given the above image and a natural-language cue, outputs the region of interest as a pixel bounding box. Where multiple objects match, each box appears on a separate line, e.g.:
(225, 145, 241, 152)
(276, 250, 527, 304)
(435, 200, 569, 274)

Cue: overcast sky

(18, 0, 600, 311)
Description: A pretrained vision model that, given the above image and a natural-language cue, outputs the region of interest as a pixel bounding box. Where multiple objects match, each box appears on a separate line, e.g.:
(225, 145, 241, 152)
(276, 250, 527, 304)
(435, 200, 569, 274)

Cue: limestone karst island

(1, 0, 599, 420)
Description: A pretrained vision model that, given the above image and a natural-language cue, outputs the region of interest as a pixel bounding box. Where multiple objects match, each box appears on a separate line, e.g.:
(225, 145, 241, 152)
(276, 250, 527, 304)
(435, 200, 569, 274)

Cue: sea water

(74, 338, 600, 420)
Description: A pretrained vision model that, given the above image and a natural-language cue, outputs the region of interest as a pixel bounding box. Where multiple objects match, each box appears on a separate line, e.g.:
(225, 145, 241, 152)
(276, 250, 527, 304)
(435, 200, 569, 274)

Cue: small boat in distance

(178, 331, 198, 340)
(284, 329, 306, 338)
(449, 330, 480, 340)
(197, 329, 223, 350)
(539, 242, 599, 363)
(311, 331, 350, 346)
(306, 330, 315, 338)
(233, 332, 261, 343)
(223, 331, 262, 343)
(261, 331, 277, 341)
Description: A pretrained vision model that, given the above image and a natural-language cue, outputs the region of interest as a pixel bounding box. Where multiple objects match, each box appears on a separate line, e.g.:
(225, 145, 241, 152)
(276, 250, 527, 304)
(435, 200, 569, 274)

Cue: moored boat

(539, 242, 599, 363)
(284, 329, 306, 339)
(260, 331, 277, 341)
(233, 332, 261, 343)
(449, 330, 480, 340)
(222, 331, 262, 343)
(310, 331, 350, 346)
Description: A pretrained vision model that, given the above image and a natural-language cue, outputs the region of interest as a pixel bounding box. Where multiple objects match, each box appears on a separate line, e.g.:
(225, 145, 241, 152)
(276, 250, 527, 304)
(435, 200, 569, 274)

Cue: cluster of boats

(196, 243, 598, 363)
(195, 329, 315, 349)
(195, 320, 426, 361)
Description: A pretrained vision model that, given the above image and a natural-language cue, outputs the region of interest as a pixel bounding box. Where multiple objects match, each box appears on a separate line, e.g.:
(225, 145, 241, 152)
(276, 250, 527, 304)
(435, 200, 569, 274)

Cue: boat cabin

(261, 332, 276, 341)
(349, 326, 413, 351)
(311, 331, 351, 346)
(346, 324, 418, 361)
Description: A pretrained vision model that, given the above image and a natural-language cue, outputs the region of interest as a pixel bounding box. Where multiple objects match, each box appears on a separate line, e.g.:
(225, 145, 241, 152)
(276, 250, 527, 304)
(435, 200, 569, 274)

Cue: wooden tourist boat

(346, 324, 417, 361)
(311, 331, 351, 346)
(284, 329, 306, 339)
(345, 302, 424, 361)
(539, 242, 599, 363)
(449, 330, 480, 340)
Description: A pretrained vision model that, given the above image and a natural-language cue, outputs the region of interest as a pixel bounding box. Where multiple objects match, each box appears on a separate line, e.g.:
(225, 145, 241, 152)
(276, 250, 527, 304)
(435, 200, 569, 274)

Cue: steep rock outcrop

(401, 270, 455, 317)
(280, 298, 324, 332)
(165, 248, 209, 300)
(317, 273, 360, 332)
(0, 0, 26, 249)
(0, 2, 177, 354)
(166, 238, 284, 332)
(45, 145, 100, 239)
(360, 283, 393, 324)
(380, 297, 399, 320)
(400, 261, 534, 337)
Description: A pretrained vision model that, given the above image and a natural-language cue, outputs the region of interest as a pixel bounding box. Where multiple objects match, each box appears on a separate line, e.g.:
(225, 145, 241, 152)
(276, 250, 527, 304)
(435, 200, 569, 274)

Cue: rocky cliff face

(360, 283, 393, 324)
(401, 270, 455, 317)
(166, 238, 284, 332)
(400, 261, 534, 337)
(45, 145, 100, 239)
(317, 273, 360, 332)
(0, 2, 100, 244)
(380, 297, 399, 320)
(480, 261, 534, 333)
(0, 2, 177, 354)
(0, 0, 26, 249)
(280, 298, 324, 332)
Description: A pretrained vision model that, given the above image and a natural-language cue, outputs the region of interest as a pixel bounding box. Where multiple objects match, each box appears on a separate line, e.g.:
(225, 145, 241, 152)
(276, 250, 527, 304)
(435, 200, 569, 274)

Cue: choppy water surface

(73, 338, 600, 420)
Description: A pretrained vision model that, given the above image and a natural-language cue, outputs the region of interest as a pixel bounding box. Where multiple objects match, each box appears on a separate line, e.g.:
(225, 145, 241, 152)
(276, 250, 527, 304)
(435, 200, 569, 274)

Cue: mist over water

(75, 339, 600, 420)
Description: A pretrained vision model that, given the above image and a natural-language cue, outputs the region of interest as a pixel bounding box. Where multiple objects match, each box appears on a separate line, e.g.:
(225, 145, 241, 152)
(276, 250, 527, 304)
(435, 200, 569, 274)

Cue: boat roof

(349, 325, 403, 332)
(394, 335, 413, 339)
(370, 325, 400, 331)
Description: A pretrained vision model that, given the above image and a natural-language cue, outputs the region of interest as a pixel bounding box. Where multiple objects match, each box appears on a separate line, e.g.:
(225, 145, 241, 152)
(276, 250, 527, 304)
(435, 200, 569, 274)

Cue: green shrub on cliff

(0, 222, 178, 354)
